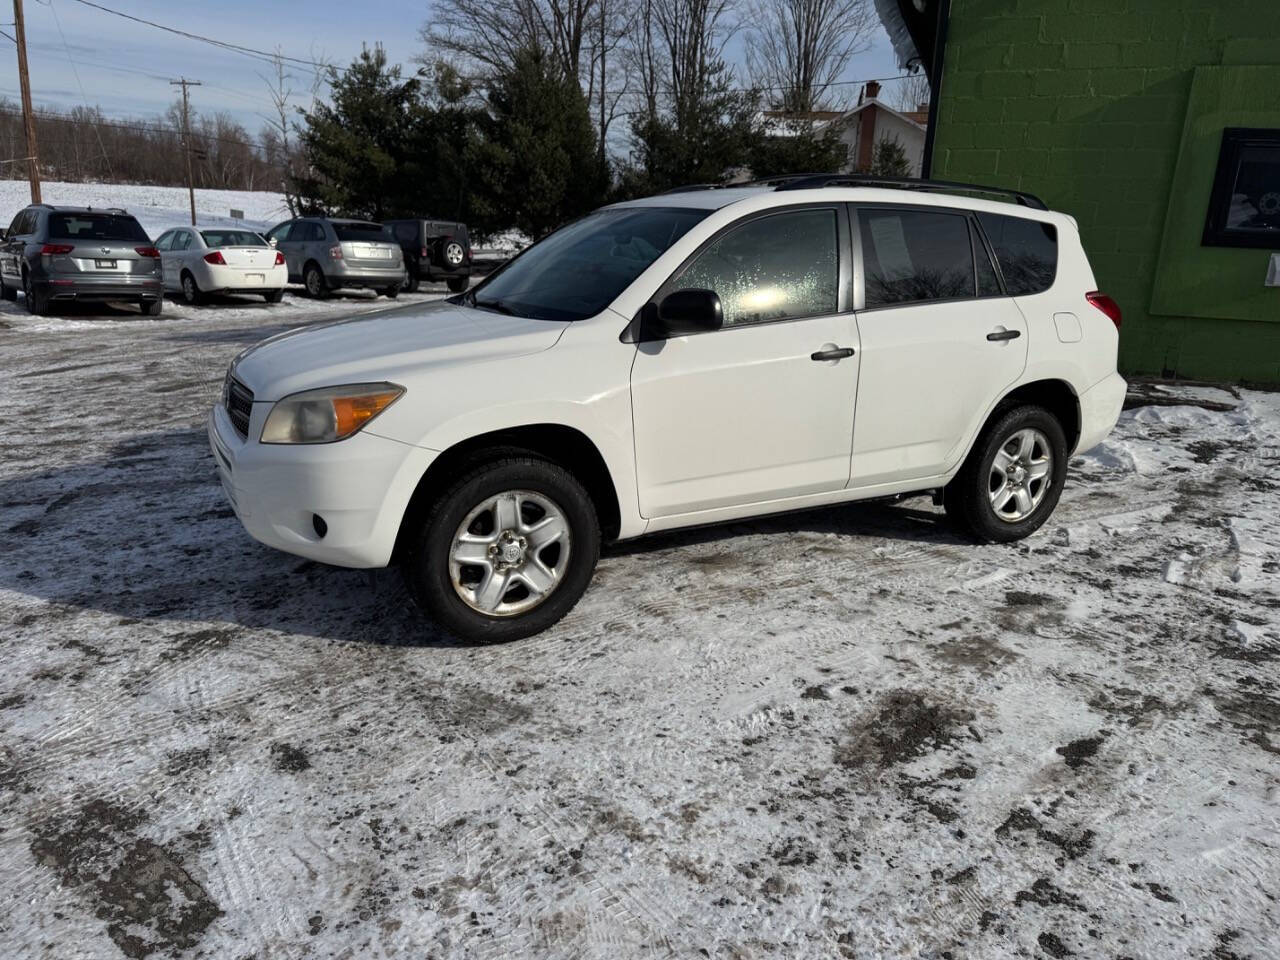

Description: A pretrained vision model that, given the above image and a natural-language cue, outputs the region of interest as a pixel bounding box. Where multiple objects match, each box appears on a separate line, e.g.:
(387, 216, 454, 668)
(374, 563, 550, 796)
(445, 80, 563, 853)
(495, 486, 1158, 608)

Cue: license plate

(244, 273, 264, 284)
(94, 259, 116, 269)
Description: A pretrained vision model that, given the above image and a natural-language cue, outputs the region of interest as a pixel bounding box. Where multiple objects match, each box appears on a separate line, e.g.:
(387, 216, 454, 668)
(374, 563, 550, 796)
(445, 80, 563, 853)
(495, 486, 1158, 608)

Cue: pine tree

(467, 48, 607, 239)
(870, 136, 911, 177)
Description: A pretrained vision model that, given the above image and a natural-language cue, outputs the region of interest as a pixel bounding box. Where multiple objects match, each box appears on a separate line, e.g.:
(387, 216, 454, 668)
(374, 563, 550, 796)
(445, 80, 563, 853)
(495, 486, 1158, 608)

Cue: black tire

(264, 289, 285, 303)
(303, 262, 329, 298)
(142, 298, 163, 317)
(382, 286, 400, 299)
(447, 275, 469, 293)
(402, 456, 601, 643)
(943, 404, 1068, 543)
(22, 270, 49, 316)
(402, 272, 420, 294)
(0, 275, 16, 301)
(180, 270, 203, 305)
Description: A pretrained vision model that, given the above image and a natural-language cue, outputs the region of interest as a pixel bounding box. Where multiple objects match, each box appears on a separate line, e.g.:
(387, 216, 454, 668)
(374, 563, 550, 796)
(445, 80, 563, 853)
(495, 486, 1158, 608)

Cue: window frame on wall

(1201, 126, 1280, 250)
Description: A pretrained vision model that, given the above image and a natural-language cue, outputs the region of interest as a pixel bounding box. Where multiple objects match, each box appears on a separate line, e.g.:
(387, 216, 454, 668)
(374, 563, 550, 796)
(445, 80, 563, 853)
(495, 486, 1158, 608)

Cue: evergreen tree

(294, 46, 421, 219)
(870, 136, 911, 177)
(467, 48, 606, 239)
(747, 117, 848, 179)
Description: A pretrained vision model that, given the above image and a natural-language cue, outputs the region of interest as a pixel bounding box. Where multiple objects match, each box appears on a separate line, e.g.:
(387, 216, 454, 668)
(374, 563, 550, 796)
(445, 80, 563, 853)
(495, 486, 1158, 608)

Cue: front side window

(48, 213, 149, 243)
(674, 209, 839, 327)
(860, 208, 974, 307)
(267, 222, 293, 243)
(470, 206, 711, 322)
(978, 213, 1057, 295)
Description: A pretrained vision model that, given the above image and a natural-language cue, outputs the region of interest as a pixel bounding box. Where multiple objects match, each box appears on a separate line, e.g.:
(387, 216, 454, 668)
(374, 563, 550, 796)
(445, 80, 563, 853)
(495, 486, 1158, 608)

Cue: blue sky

(0, 0, 904, 136)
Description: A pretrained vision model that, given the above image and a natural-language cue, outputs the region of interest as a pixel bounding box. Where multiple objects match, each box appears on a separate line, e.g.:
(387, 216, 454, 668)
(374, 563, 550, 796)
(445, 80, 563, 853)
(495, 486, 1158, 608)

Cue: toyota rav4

(209, 176, 1127, 642)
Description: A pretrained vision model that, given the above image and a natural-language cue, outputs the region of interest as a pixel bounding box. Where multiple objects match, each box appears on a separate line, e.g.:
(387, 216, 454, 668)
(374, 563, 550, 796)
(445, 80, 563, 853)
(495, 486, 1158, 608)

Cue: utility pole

(170, 77, 201, 225)
(13, 0, 40, 203)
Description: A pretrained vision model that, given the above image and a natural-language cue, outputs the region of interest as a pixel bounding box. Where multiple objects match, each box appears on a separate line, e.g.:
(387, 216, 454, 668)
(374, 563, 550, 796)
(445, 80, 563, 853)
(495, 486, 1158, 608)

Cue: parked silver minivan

(265, 217, 405, 299)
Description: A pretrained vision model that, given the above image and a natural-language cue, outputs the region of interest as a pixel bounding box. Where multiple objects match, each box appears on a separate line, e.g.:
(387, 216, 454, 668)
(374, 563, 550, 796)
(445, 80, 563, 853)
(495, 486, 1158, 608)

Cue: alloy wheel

(988, 427, 1053, 522)
(448, 490, 571, 617)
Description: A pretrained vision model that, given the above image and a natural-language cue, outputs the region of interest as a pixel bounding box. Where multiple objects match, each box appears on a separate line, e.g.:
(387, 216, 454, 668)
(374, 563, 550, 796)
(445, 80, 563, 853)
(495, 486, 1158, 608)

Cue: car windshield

(333, 222, 390, 242)
(201, 229, 267, 247)
(48, 213, 149, 242)
(469, 206, 711, 322)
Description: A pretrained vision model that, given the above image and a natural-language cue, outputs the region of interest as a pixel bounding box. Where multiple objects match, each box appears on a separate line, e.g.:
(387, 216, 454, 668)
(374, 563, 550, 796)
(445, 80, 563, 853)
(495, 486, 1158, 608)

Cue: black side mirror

(643, 289, 723, 340)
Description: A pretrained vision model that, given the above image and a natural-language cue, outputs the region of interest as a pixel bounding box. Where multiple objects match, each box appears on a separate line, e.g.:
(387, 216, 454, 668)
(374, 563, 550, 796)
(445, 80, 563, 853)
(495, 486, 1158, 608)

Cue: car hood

(232, 301, 569, 401)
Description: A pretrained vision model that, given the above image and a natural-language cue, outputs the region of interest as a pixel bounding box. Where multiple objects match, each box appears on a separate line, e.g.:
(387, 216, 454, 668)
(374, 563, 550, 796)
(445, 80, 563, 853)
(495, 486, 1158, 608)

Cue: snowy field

(0, 298, 1277, 959)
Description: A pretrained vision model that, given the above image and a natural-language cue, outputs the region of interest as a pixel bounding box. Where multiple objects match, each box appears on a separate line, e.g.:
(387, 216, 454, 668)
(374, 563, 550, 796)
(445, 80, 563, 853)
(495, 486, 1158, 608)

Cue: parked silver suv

(265, 217, 405, 299)
(0, 205, 163, 316)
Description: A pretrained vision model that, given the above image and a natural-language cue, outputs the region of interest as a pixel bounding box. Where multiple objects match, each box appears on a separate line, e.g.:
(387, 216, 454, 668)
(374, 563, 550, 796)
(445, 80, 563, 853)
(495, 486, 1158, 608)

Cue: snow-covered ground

(0, 179, 290, 238)
(0, 304, 1277, 958)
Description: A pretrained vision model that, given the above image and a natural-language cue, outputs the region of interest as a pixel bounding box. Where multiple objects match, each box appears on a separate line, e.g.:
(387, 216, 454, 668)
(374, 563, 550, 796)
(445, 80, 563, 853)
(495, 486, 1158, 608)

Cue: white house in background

(828, 81, 928, 176)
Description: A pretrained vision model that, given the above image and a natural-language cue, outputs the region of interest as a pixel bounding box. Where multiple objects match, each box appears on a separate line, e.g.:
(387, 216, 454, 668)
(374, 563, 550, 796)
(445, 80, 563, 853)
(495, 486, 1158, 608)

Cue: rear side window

(859, 208, 974, 307)
(392, 222, 418, 244)
(333, 222, 390, 242)
(201, 230, 266, 247)
(977, 213, 1057, 295)
(676, 208, 839, 327)
(48, 213, 148, 242)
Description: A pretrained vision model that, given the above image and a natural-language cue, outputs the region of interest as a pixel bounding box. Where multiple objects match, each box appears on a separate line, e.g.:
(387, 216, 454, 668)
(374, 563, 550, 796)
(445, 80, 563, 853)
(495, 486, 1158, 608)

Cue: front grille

(224, 375, 254, 439)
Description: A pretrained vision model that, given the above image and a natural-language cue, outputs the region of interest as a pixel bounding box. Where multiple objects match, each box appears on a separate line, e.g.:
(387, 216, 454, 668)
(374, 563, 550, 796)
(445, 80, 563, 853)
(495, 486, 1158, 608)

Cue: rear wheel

(303, 262, 329, 298)
(447, 276, 469, 293)
(943, 404, 1067, 543)
(180, 271, 203, 305)
(403, 456, 600, 643)
(0, 275, 16, 301)
(402, 271, 420, 294)
(264, 289, 285, 303)
(22, 270, 49, 316)
(382, 286, 400, 299)
(141, 298, 163, 317)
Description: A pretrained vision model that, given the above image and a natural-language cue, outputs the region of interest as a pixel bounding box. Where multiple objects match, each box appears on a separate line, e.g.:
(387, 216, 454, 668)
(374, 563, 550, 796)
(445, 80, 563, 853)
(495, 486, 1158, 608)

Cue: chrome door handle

(811, 347, 855, 361)
(986, 329, 1021, 342)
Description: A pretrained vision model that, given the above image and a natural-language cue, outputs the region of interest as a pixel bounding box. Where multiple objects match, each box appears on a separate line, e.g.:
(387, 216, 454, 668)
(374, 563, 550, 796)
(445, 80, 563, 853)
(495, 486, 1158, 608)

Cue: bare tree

(420, 0, 597, 84)
(745, 0, 875, 112)
(651, 0, 739, 122)
(891, 70, 931, 113)
(584, 0, 635, 156)
(258, 51, 301, 213)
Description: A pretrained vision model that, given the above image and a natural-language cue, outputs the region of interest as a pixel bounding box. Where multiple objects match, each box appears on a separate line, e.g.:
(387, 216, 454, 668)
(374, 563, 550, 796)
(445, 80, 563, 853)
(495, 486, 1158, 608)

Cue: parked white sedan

(154, 226, 287, 304)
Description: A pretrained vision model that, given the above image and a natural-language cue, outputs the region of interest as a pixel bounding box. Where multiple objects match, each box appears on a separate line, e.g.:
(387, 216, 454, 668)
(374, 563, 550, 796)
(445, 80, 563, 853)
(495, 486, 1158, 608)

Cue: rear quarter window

(977, 213, 1057, 295)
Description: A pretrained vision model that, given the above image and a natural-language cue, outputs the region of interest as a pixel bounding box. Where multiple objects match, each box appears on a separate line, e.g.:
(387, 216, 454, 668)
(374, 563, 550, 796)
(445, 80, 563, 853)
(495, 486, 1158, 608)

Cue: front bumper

(208, 403, 435, 568)
(1075, 372, 1127, 455)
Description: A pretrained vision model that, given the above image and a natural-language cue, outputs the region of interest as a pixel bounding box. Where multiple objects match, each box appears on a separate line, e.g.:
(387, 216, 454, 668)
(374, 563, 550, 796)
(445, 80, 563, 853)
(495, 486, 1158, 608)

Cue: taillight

(1085, 291, 1122, 330)
(274, 251, 285, 265)
(135, 246, 160, 259)
(328, 245, 343, 260)
(40, 243, 74, 255)
(203, 251, 226, 265)
(420, 246, 428, 258)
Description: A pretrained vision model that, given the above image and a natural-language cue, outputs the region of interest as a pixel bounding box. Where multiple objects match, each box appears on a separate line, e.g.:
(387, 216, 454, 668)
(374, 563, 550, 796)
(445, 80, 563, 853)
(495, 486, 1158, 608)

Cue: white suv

(209, 176, 1127, 642)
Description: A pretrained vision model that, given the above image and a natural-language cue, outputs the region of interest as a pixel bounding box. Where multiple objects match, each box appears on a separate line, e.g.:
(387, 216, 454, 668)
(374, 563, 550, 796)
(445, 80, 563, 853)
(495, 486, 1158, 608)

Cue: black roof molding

(773, 173, 1047, 210)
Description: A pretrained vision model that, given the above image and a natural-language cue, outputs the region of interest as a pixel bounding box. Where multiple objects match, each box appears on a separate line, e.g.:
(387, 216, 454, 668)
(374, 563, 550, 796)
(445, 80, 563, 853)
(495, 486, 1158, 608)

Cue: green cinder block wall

(932, 0, 1280, 384)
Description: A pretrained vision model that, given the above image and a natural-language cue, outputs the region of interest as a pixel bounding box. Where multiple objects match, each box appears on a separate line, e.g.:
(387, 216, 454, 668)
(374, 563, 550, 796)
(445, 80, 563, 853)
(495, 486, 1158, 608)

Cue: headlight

(260, 382, 404, 444)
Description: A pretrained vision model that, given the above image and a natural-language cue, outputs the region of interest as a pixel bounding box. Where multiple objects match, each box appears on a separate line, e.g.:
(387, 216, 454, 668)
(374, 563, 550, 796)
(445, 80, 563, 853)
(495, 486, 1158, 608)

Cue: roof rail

(773, 174, 1048, 210)
(659, 183, 732, 195)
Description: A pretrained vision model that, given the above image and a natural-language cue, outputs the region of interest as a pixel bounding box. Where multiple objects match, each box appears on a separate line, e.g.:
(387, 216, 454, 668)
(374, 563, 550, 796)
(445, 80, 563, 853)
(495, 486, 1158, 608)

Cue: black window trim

(626, 203, 854, 343)
(1202, 126, 1280, 250)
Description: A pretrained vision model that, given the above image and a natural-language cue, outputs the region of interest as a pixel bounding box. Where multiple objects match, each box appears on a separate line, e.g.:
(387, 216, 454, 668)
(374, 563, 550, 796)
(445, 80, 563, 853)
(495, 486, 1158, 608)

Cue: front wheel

(943, 404, 1067, 543)
(0, 275, 16, 301)
(403, 456, 600, 643)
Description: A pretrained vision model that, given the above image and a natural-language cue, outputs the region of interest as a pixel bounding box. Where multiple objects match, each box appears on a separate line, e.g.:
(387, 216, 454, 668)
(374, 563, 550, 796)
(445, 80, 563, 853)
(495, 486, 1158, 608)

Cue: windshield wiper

(472, 297, 521, 317)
